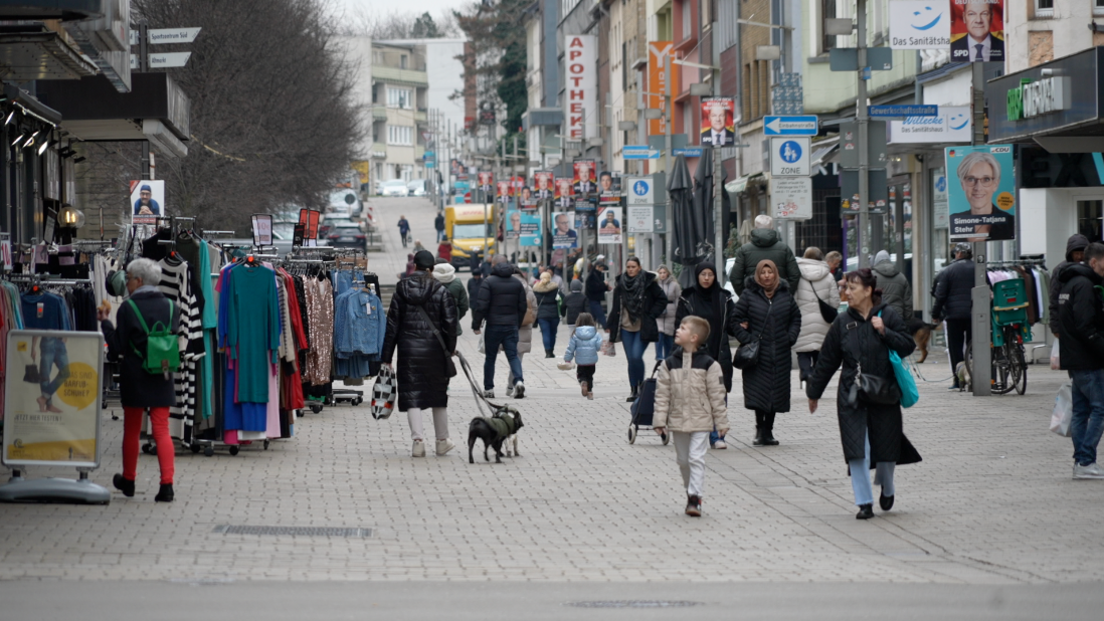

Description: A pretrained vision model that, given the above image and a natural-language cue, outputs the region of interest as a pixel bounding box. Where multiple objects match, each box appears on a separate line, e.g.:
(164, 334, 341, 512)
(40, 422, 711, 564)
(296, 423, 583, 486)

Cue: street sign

(425, 162, 435, 168)
(764, 115, 819, 136)
(130, 27, 202, 46)
(672, 147, 703, 157)
(771, 177, 813, 220)
(627, 205, 654, 232)
(625, 176, 653, 206)
(129, 52, 192, 69)
(623, 146, 660, 160)
(868, 105, 938, 118)
(424, 150, 436, 160)
(769, 137, 810, 177)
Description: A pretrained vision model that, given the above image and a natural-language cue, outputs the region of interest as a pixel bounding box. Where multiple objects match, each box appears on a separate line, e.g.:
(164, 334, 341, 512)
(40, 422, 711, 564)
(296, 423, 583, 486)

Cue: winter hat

(570, 279, 583, 292)
(433, 263, 456, 283)
(414, 250, 435, 270)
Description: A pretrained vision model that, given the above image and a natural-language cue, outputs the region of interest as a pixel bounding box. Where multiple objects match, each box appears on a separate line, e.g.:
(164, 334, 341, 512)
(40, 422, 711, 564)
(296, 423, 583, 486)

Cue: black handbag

(733, 298, 772, 370)
(23, 363, 40, 384)
(812, 288, 838, 323)
(415, 305, 457, 378)
(844, 321, 901, 406)
(631, 360, 665, 426)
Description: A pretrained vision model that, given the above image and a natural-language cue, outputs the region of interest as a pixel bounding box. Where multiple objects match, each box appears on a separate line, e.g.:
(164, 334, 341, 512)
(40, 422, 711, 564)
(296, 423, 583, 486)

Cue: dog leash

(455, 351, 510, 419)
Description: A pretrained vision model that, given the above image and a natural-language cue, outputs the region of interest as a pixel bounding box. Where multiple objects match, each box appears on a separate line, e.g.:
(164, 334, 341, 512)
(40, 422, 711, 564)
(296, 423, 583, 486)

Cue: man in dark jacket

(932, 243, 975, 389)
(434, 210, 446, 242)
(472, 255, 528, 398)
(585, 262, 610, 328)
(1059, 242, 1104, 479)
(872, 250, 913, 326)
(563, 279, 588, 325)
(467, 269, 484, 303)
(729, 215, 801, 295)
(1050, 233, 1089, 337)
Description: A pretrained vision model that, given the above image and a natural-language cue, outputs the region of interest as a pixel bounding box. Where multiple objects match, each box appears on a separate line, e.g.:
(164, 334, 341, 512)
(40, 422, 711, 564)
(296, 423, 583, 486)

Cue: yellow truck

(445, 204, 496, 270)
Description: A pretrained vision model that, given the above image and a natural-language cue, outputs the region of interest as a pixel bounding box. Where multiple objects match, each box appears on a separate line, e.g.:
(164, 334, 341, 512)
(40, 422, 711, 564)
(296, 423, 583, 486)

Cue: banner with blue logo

(889, 1, 952, 50)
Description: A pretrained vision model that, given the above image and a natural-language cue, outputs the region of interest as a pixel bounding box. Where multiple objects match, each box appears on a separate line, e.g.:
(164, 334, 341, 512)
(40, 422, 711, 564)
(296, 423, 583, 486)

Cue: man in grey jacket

(872, 250, 913, 324)
(729, 215, 800, 295)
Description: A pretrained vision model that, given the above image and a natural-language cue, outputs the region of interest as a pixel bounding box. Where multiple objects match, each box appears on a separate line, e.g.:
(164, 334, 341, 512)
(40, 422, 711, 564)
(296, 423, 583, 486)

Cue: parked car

(381, 179, 407, 197)
(327, 222, 367, 250)
(318, 216, 361, 239)
(407, 179, 427, 196)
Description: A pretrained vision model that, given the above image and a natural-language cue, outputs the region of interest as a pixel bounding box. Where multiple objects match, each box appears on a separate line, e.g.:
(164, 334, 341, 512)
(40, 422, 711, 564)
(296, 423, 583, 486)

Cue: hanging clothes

(217, 261, 281, 436)
(332, 284, 386, 379)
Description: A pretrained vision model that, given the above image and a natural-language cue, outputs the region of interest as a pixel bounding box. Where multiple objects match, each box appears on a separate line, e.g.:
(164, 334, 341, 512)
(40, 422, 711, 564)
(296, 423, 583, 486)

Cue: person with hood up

(1058, 242, 1104, 479)
(564, 312, 604, 399)
(533, 270, 565, 358)
(729, 215, 801, 296)
(562, 279, 588, 325)
(1050, 233, 1090, 338)
(655, 265, 682, 361)
(471, 256, 528, 399)
(433, 263, 469, 336)
(381, 250, 459, 458)
(732, 260, 801, 446)
(871, 250, 913, 329)
(933, 243, 975, 389)
(586, 262, 611, 328)
(607, 257, 668, 401)
(793, 247, 840, 387)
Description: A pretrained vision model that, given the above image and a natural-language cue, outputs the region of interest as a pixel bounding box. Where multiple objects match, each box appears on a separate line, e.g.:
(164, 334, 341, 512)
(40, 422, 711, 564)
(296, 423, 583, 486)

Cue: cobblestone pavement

(1, 196, 1103, 588)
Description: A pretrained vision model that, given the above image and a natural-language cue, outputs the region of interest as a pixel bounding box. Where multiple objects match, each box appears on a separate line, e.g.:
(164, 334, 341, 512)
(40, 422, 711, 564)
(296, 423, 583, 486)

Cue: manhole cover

(213, 525, 372, 538)
(565, 601, 702, 609)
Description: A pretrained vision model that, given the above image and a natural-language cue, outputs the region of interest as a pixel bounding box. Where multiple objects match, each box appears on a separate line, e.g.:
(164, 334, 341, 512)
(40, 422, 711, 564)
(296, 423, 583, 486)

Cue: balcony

(372, 65, 428, 88)
(372, 105, 387, 120)
(370, 143, 387, 160)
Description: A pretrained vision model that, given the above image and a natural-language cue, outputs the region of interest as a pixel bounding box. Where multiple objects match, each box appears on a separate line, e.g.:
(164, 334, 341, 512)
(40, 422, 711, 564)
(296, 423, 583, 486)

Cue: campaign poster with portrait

(598, 172, 621, 206)
(519, 211, 541, 247)
(506, 208, 522, 240)
(4, 330, 104, 467)
(511, 176, 525, 196)
(130, 179, 165, 226)
(533, 171, 555, 200)
(554, 177, 574, 209)
(575, 212, 596, 231)
(950, 0, 1004, 63)
(597, 206, 623, 244)
(573, 159, 597, 196)
(497, 181, 511, 204)
(518, 185, 537, 209)
(700, 97, 736, 146)
(478, 171, 494, 194)
(552, 211, 578, 249)
(945, 144, 1015, 242)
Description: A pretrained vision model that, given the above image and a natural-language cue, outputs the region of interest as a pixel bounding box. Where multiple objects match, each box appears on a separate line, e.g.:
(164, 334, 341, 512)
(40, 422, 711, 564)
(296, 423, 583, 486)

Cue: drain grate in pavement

(565, 601, 702, 609)
(212, 525, 372, 538)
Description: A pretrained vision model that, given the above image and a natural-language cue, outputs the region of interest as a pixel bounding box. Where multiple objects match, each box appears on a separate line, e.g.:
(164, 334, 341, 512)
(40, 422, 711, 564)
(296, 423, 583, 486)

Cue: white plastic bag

(1050, 340, 1061, 371)
(370, 365, 396, 421)
(1050, 381, 1073, 437)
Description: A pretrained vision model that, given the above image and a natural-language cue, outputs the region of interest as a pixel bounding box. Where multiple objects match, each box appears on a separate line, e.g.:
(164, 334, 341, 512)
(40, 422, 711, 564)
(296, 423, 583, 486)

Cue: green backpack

(127, 299, 181, 374)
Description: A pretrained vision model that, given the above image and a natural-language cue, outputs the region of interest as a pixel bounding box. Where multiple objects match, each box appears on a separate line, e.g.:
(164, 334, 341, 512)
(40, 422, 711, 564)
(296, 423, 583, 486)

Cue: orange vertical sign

(648, 41, 677, 136)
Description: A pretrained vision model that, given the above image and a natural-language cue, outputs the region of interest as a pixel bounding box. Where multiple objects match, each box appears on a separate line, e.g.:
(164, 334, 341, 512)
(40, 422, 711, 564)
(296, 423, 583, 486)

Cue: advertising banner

(950, 0, 1004, 63)
(518, 186, 537, 209)
(597, 207, 623, 244)
(506, 208, 521, 240)
(598, 172, 621, 206)
(3, 330, 104, 468)
(552, 211, 578, 249)
(554, 177, 574, 209)
(889, 0, 952, 50)
(130, 179, 165, 226)
(575, 212, 596, 231)
(700, 97, 736, 146)
(533, 171, 554, 200)
(573, 159, 597, 195)
(888, 106, 971, 144)
(564, 35, 598, 140)
(945, 144, 1015, 241)
(933, 171, 949, 229)
(647, 41, 677, 136)
(519, 211, 541, 247)
(251, 214, 273, 246)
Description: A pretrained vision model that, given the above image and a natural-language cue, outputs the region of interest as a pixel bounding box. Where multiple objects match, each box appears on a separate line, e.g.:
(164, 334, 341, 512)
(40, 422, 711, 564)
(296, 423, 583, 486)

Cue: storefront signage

(564, 35, 597, 140)
(1007, 76, 1070, 121)
(987, 48, 1103, 144)
(888, 106, 971, 143)
(889, 1, 952, 50)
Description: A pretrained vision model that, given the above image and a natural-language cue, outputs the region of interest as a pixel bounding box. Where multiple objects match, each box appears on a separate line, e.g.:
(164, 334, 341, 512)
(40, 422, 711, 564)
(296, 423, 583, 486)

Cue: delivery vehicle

(445, 204, 496, 270)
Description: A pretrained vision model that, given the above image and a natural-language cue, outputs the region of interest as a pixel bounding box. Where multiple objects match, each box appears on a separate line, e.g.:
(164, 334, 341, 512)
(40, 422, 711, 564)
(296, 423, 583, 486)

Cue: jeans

(621, 329, 647, 388)
(483, 325, 523, 390)
(39, 337, 70, 400)
(848, 432, 896, 507)
(945, 318, 972, 379)
(797, 351, 820, 382)
(123, 406, 174, 484)
(538, 318, 559, 352)
(655, 333, 675, 361)
(673, 431, 710, 497)
(588, 299, 607, 328)
(1070, 368, 1104, 466)
(436, 229, 445, 242)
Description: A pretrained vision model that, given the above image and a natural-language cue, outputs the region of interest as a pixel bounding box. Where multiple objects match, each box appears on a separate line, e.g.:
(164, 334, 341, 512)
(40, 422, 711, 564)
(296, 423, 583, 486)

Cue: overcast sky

(330, 0, 471, 26)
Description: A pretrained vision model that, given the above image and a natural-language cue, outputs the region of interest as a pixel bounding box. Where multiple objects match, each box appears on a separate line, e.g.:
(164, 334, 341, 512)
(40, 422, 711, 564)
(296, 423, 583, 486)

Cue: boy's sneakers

(1073, 462, 1104, 479)
(513, 382, 526, 399)
(580, 380, 589, 397)
(685, 495, 702, 517)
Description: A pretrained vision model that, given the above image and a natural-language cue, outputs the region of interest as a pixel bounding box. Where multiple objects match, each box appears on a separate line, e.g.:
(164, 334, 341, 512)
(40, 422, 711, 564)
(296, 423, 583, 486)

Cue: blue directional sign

(673, 147, 703, 158)
(623, 145, 660, 160)
(764, 115, 819, 136)
(868, 105, 938, 118)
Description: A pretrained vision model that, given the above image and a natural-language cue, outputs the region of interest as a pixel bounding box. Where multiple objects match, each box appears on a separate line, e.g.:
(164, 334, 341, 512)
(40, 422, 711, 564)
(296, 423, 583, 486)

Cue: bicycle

(963, 279, 1029, 396)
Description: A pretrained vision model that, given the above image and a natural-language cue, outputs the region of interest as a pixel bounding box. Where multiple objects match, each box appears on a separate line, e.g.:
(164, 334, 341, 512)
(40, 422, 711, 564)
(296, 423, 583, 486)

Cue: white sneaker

(513, 382, 525, 399)
(505, 385, 514, 397)
(436, 439, 455, 456)
(714, 440, 728, 450)
(412, 440, 425, 458)
(1073, 462, 1104, 479)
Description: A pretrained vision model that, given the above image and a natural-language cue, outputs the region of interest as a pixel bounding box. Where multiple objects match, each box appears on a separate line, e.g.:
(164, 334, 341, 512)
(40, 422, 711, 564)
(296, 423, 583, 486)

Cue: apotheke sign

(1007, 76, 1071, 121)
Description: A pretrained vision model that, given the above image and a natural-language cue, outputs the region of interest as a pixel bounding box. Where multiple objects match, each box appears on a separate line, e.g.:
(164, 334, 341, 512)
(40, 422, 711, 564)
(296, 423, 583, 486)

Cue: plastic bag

(1050, 381, 1073, 437)
(1051, 340, 1061, 371)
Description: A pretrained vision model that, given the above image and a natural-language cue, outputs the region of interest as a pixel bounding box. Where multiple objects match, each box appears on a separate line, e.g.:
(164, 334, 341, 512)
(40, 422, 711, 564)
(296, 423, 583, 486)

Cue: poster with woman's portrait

(945, 145, 1015, 242)
(598, 172, 621, 206)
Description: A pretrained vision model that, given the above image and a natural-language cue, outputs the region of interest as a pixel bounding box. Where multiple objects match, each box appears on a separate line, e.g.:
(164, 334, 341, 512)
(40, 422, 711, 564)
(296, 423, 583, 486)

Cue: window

(387, 87, 412, 109)
(1034, 0, 1053, 18)
(400, 54, 407, 69)
(681, 0, 691, 39)
(1095, 0, 1104, 17)
(822, 0, 838, 54)
(387, 125, 413, 146)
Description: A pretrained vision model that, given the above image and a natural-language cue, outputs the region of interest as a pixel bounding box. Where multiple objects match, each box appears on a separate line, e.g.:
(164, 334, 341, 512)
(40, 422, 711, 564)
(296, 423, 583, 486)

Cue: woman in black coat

(732, 259, 801, 447)
(676, 261, 738, 448)
(807, 268, 921, 520)
(381, 250, 459, 458)
(533, 270, 564, 358)
(606, 257, 667, 401)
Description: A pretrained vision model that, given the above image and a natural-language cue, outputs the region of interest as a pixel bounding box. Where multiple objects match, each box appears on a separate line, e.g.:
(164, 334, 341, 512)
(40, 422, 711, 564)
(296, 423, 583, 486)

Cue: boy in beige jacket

(653, 316, 729, 516)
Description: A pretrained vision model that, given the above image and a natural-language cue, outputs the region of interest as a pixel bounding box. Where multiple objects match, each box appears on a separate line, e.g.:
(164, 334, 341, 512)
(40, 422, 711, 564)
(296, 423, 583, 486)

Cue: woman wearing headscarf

(732, 260, 801, 446)
(607, 257, 668, 401)
(676, 262, 738, 448)
(654, 265, 682, 361)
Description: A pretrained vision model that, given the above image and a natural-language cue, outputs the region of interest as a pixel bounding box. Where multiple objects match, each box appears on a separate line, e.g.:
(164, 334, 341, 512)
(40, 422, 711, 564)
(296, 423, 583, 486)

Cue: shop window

(1077, 200, 1104, 243)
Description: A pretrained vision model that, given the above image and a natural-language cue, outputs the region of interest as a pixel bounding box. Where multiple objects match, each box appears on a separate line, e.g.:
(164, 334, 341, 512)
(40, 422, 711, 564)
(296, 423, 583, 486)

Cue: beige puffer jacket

(653, 348, 729, 433)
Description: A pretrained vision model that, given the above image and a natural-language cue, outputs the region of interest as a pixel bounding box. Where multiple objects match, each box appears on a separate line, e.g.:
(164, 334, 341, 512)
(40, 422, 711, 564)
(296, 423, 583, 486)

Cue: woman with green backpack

(98, 258, 182, 503)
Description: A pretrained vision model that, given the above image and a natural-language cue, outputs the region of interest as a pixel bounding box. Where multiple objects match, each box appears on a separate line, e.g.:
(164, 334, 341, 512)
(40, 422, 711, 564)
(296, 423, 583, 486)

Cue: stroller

(628, 360, 670, 445)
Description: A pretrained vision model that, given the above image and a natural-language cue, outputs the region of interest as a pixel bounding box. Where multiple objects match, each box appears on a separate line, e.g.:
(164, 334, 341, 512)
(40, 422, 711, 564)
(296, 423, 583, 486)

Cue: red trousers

(122, 406, 174, 485)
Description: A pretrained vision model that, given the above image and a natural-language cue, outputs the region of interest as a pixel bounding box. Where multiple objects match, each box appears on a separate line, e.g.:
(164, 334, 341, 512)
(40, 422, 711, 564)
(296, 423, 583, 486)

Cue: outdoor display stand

(0, 329, 110, 504)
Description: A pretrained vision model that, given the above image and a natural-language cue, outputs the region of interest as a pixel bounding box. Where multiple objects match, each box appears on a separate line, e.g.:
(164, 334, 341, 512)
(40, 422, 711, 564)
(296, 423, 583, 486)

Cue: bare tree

(336, 7, 461, 39)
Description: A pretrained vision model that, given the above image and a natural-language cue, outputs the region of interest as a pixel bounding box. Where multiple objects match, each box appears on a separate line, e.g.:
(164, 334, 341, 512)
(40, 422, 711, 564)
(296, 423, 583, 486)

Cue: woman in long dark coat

(806, 268, 922, 520)
(381, 250, 459, 458)
(732, 260, 801, 447)
(607, 257, 668, 401)
(676, 261, 738, 448)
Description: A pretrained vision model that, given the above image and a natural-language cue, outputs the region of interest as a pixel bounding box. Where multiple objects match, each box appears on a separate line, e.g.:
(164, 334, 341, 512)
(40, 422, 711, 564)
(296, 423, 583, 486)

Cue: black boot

(763, 411, 779, 445)
(856, 503, 875, 520)
(155, 483, 174, 503)
(545, 349, 555, 358)
(113, 473, 135, 497)
(752, 427, 765, 446)
(625, 384, 639, 402)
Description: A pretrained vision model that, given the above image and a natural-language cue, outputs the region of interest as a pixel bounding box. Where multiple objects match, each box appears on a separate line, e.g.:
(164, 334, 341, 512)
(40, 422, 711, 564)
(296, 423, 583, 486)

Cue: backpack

(127, 298, 181, 374)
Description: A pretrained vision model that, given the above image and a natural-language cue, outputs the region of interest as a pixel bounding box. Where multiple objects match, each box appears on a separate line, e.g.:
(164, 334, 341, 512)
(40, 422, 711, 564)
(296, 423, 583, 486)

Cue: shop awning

(725, 172, 764, 194)
(810, 137, 840, 169)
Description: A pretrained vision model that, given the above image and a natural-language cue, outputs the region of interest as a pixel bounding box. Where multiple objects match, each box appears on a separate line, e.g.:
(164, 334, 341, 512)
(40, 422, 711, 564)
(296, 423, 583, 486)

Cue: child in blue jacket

(564, 313, 604, 399)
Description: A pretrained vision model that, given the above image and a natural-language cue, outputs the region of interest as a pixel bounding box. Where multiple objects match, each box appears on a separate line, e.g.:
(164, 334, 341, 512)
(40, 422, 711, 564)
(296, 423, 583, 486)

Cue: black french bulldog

(468, 409, 524, 464)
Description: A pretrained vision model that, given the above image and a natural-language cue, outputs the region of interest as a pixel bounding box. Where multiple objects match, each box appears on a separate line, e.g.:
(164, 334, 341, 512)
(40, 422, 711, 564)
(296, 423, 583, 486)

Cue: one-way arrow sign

(764, 115, 819, 136)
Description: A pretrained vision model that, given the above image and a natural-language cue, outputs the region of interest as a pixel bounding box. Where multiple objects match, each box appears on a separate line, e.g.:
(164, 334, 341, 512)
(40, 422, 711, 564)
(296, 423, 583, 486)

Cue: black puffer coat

(932, 258, 974, 321)
(1050, 234, 1090, 335)
(732, 278, 801, 412)
(607, 271, 667, 344)
(471, 262, 527, 329)
(1058, 263, 1104, 371)
(381, 271, 458, 411)
(675, 264, 738, 392)
(806, 303, 922, 466)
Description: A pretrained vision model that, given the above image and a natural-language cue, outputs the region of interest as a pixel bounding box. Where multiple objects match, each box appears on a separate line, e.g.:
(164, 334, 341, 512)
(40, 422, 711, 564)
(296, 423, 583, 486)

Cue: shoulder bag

(732, 298, 772, 370)
(882, 311, 919, 408)
(415, 304, 457, 378)
(843, 314, 901, 406)
(811, 283, 838, 323)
